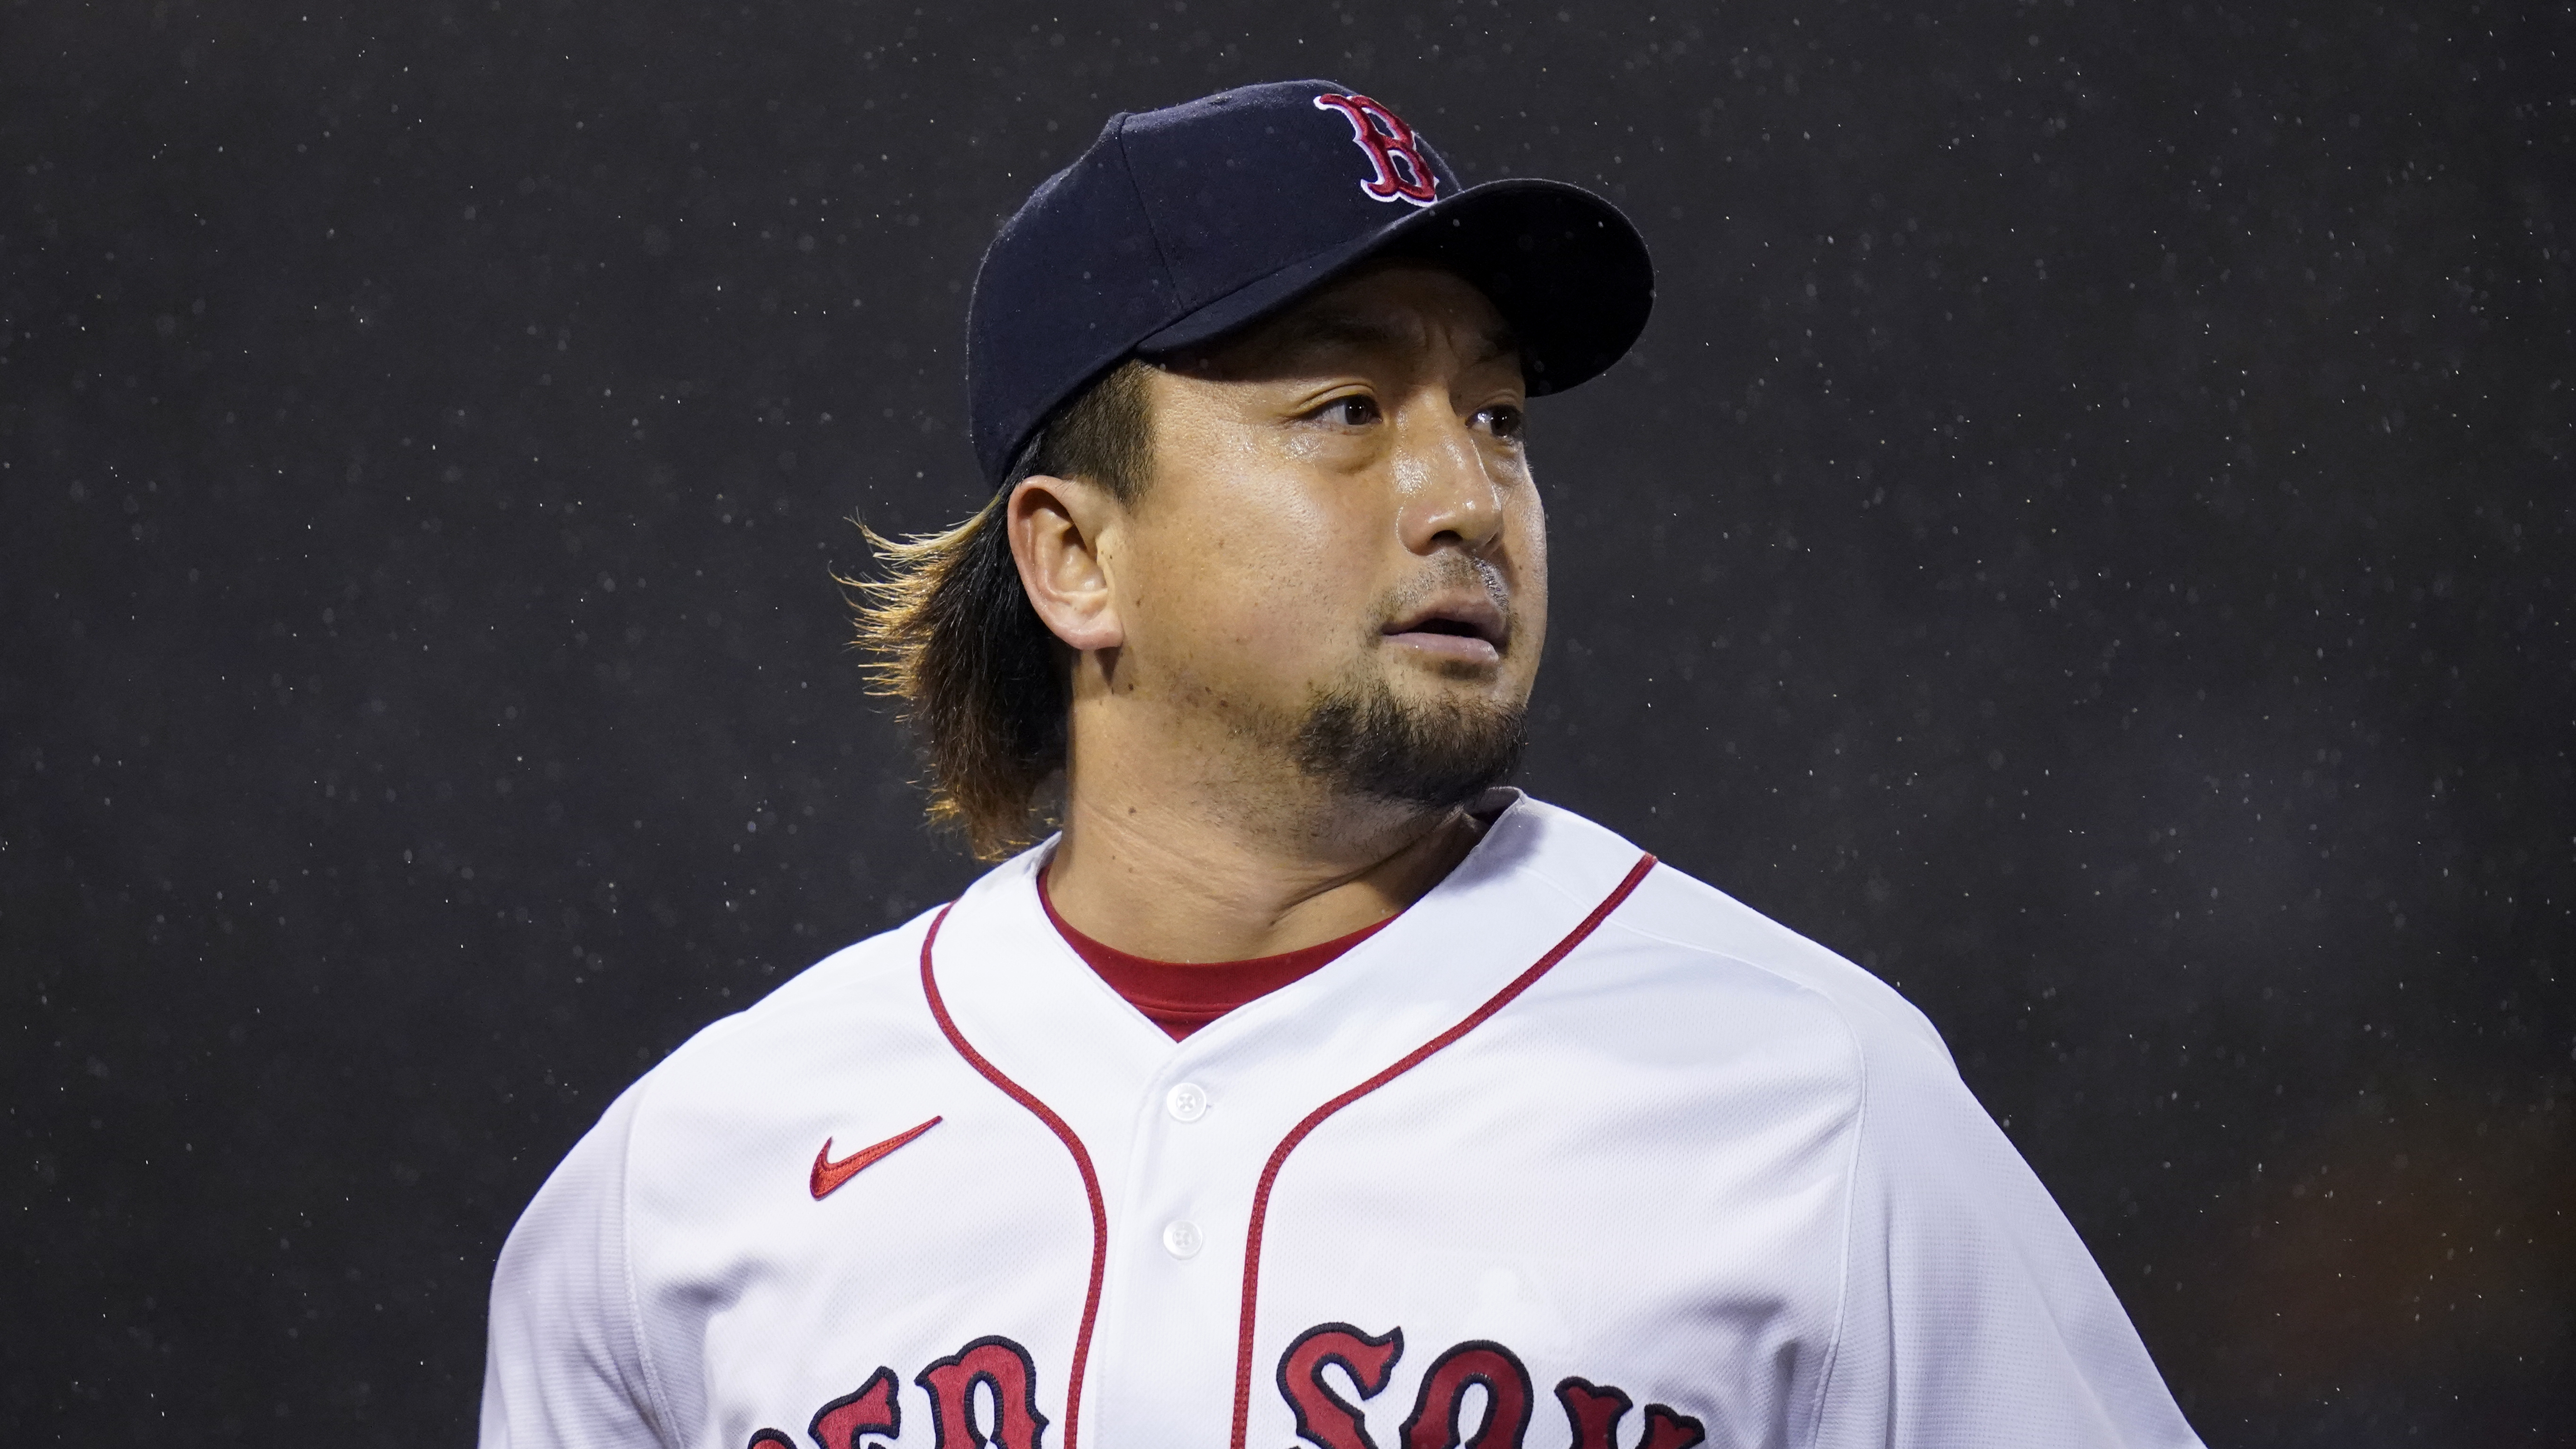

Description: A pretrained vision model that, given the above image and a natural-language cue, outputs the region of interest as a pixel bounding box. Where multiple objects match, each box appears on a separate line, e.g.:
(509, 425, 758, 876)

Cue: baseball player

(483, 81, 2203, 1449)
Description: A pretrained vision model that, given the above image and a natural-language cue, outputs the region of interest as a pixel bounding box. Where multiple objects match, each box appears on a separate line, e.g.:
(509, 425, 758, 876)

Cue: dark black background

(5, 0, 2569, 1442)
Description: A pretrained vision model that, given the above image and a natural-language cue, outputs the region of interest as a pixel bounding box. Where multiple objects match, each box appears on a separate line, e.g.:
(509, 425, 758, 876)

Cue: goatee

(1292, 675, 1527, 810)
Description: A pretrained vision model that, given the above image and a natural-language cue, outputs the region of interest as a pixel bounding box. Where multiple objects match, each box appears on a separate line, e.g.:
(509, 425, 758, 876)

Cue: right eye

(1312, 394, 1382, 427)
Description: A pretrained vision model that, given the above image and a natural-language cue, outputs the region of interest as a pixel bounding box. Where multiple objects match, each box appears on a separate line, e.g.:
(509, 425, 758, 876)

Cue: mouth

(1382, 596, 1508, 666)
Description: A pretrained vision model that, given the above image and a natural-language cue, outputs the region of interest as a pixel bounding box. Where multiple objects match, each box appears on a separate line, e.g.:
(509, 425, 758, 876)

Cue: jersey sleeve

(480, 1080, 671, 1449)
(1812, 1010, 2206, 1449)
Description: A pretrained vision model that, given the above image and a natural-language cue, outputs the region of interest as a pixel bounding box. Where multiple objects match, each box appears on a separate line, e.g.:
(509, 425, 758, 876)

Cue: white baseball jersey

(483, 792, 2203, 1449)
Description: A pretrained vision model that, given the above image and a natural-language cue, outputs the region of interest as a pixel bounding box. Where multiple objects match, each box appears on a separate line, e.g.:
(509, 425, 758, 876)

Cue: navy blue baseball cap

(965, 80, 1654, 486)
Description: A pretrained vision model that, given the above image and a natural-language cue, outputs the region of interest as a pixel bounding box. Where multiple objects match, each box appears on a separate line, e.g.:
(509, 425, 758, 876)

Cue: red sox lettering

(749, 1325, 1704, 1449)
(764, 1337, 1048, 1449)
(806, 1366, 901, 1449)
(1279, 1326, 1707, 1449)
(1548, 1381, 1708, 1449)
(1396, 1340, 1534, 1449)
(917, 1337, 1050, 1449)
(1277, 1323, 1405, 1449)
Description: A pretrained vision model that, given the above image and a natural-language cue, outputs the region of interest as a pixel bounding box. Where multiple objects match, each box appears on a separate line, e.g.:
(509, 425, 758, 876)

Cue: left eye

(1477, 404, 1525, 440)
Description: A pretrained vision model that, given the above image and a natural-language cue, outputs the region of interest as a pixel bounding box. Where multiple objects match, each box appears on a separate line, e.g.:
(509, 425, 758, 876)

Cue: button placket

(1143, 1079, 1216, 1265)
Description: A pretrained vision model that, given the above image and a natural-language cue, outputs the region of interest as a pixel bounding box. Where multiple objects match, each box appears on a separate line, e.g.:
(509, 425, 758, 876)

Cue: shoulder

(679, 904, 945, 1051)
(1508, 797, 1958, 1091)
(502, 900, 981, 1317)
(482, 903, 976, 1443)
(512, 903, 951, 1204)
(1618, 856, 1951, 1061)
(621, 903, 952, 1127)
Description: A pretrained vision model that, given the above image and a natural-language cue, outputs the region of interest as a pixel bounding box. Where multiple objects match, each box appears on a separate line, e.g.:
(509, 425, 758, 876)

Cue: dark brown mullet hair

(846, 359, 1154, 859)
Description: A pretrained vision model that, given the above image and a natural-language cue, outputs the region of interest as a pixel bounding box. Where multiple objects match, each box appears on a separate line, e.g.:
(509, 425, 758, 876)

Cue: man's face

(1107, 261, 1546, 807)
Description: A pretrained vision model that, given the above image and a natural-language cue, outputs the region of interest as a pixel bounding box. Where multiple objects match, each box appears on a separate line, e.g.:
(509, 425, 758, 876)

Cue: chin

(1294, 667, 1530, 811)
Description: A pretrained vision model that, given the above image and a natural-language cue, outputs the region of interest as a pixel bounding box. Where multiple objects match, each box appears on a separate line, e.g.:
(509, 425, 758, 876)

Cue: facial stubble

(1291, 656, 1529, 811)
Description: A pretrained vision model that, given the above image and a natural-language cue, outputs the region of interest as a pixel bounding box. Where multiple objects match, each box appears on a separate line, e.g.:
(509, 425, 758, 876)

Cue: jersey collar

(921, 791, 1653, 1177)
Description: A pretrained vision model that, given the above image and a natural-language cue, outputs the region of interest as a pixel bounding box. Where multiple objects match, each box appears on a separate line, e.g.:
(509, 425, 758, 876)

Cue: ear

(1006, 472, 1126, 654)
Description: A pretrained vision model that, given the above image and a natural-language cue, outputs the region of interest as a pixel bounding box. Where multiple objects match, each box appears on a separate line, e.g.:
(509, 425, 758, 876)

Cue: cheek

(1508, 489, 1549, 633)
(1128, 486, 1380, 684)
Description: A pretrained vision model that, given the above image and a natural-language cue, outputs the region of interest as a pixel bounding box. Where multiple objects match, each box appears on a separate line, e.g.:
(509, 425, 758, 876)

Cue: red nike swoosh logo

(809, 1116, 942, 1201)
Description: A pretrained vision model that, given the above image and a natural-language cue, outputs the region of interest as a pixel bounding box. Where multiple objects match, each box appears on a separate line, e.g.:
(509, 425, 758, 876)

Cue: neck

(1043, 716, 1487, 964)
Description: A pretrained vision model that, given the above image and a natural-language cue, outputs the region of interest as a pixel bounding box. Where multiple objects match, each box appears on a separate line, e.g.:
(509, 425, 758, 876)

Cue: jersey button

(1166, 1082, 1210, 1122)
(1161, 1220, 1204, 1259)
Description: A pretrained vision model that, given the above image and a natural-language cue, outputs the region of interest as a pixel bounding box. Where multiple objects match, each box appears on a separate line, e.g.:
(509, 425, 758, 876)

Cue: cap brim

(1134, 178, 1653, 395)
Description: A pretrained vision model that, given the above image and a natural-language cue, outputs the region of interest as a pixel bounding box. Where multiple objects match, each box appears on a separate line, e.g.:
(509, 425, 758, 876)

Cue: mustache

(1373, 555, 1514, 633)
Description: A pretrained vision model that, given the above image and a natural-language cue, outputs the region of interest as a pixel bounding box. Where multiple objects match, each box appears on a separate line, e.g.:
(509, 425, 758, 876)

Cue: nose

(1393, 392, 1507, 556)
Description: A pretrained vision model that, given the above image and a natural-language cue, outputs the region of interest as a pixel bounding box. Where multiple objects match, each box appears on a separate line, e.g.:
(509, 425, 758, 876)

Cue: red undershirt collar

(1037, 865, 1398, 1040)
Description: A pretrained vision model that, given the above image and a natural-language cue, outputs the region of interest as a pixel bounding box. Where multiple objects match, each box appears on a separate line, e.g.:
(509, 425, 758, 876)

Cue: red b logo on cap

(1314, 92, 1439, 207)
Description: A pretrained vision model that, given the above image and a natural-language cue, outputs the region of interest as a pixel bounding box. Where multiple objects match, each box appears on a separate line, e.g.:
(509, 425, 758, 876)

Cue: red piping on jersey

(920, 904, 1110, 1449)
(1227, 851, 1659, 1449)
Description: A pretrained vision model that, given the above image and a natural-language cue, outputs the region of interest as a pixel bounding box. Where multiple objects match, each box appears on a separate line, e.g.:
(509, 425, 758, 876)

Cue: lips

(1382, 593, 1509, 663)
